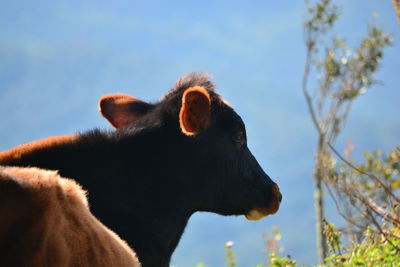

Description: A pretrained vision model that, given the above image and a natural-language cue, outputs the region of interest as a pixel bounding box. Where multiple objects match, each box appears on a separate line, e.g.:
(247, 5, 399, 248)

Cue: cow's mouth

(245, 206, 278, 221)
(245, 184, 281, 221)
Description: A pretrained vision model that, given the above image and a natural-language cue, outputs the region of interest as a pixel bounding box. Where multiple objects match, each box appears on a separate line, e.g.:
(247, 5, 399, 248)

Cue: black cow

(0, 73, 282, 267)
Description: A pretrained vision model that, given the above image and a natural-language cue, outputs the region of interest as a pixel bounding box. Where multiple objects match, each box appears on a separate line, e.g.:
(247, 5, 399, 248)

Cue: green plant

(196, 223, 398, 267)
(268, 253, 297, 267)
(323, 223, 400, 266)
(225, 241, 238, 267)
(263, 226, 297, 267)
(323, 220, 344, 256)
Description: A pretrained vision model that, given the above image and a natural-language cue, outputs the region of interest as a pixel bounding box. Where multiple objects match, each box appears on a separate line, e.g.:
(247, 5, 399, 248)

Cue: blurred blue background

(0, 1, 399, 266)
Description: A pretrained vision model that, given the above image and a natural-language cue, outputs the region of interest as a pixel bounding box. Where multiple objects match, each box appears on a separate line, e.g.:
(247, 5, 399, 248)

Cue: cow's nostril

(272, 184, 282, 202)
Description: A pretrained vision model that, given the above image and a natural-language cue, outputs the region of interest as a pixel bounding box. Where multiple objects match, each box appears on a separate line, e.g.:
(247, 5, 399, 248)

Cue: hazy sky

(1, 1, 399, 266)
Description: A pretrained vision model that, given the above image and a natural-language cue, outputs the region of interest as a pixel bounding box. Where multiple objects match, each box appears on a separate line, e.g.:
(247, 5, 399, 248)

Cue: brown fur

(99, 94, 144, 129)
(0, 166, 140, 267)
(0, 135, 77, 163)
(179, 86, 211, 136)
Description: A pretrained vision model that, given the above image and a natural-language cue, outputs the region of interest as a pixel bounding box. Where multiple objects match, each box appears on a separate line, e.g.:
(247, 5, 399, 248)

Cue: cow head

(98, 73, 281, 220)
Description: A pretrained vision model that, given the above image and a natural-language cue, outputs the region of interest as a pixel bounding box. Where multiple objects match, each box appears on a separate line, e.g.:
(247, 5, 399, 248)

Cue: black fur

(0, 73, 281, 267)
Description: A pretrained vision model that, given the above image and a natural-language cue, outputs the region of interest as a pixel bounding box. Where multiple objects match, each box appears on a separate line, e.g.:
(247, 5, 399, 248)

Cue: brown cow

(0, 166, 140, 267)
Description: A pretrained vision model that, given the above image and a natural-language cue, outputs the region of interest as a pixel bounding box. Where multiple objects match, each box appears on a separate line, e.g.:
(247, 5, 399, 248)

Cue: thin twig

(335, 175, 400, 227)
(328, 143, 400, 202)
(365, 208, 400, 253)
(325, 183, 365, 229)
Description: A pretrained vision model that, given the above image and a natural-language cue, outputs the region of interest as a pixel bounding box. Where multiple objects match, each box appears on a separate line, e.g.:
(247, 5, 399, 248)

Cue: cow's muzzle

(245, 184, 282, 221)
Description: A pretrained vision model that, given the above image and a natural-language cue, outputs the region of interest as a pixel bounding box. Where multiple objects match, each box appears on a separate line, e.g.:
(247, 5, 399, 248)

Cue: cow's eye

(233, 131, 245, 145)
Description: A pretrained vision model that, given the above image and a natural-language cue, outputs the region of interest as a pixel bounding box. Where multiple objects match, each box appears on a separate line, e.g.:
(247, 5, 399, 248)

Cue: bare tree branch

(366, 198, 400, 227)
(302, 47, 322, 134)
(328, 143, 400, 202)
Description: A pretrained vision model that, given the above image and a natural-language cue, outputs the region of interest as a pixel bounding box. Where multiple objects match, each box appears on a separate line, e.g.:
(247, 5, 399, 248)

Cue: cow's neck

(128, 207, 193, 267)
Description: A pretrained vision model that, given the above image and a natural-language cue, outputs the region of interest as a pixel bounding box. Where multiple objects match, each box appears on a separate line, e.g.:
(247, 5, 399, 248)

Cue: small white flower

(225, 241, 234, 248)
(359, 87, 367, 94)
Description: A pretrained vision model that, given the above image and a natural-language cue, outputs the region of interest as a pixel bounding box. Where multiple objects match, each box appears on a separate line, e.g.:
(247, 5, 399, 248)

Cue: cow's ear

(179, 86, 211, 136)
(99, 94, 151, 129)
